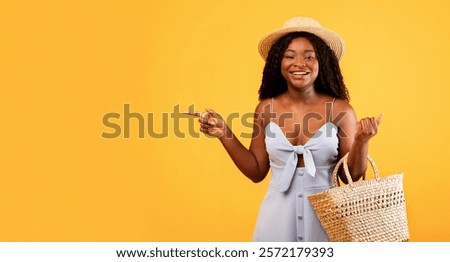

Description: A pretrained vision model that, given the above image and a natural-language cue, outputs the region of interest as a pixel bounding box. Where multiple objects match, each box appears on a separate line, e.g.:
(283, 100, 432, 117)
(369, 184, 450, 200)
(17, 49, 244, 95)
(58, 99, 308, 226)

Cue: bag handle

(332, 153, 380, 187)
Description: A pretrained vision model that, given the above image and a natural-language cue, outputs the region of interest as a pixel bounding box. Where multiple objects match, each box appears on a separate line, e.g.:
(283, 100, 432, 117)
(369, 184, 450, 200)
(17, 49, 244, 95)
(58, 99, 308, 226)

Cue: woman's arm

(335, 101, 382, 182)
(346, 115, 382, 181)
(195, 101, 271, 183)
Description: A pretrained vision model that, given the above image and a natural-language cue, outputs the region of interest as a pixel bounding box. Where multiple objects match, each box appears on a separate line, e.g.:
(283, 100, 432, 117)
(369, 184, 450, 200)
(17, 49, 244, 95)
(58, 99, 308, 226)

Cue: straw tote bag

(307, 153, 409, 242)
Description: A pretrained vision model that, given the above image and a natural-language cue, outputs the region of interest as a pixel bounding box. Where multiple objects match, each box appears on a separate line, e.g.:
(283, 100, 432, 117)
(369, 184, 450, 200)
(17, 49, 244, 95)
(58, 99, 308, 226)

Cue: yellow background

(0, 0, 449, 241)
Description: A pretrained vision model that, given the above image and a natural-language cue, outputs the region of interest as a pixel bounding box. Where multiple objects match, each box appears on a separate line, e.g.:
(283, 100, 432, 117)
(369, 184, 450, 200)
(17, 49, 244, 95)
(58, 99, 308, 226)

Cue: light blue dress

(252, 99, 339, 242)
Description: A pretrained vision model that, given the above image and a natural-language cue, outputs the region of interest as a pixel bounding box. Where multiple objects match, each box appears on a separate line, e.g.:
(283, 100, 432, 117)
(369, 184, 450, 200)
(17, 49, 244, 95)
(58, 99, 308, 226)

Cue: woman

(185, 17, 381, 241)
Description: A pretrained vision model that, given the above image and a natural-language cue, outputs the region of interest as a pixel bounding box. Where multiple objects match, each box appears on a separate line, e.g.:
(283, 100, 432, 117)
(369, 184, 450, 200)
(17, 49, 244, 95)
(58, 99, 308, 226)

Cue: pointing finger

(182, 111, 202, 118)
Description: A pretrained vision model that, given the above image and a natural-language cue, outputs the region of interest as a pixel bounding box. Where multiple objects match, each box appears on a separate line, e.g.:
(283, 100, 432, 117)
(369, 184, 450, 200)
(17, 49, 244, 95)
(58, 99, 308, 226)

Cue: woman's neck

(284, 86, 319, 104)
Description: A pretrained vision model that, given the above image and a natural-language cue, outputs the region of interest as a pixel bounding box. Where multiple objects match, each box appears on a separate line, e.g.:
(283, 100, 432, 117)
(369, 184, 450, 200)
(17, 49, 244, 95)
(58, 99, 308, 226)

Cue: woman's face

(281, 37, 319, 91)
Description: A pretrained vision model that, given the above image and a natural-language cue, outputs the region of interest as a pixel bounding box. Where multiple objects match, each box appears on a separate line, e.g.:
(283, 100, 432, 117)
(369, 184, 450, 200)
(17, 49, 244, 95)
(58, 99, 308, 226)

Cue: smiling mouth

(291, 71, 309, 75)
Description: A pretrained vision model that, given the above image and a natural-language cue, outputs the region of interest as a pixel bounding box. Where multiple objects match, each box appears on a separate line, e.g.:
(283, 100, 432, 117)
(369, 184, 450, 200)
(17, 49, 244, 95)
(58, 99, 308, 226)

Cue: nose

(293, 57, 306, 67)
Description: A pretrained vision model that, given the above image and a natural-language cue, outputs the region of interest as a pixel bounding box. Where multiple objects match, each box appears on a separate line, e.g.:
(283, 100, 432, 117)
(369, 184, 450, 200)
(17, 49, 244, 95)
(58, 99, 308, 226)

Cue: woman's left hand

(354, 114, 383, 143)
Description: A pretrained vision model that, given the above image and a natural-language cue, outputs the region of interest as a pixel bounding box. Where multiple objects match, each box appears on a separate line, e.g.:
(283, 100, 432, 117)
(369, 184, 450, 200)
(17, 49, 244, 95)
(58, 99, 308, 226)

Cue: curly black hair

(258, 31, 349, 101)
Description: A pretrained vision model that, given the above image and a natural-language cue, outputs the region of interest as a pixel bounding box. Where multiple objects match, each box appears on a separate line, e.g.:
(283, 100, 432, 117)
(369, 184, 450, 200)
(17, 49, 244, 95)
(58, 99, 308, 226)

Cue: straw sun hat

(258, 17, 346, 61)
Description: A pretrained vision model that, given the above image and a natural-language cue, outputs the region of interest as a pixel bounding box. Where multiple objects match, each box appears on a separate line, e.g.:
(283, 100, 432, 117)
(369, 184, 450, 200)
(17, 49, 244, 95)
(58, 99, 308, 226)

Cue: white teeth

(292, 71, 308, 75)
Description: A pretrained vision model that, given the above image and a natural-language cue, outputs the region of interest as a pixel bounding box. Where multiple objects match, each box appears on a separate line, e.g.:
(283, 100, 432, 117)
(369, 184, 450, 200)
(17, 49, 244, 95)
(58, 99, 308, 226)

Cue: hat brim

(258, 26, 345, 61)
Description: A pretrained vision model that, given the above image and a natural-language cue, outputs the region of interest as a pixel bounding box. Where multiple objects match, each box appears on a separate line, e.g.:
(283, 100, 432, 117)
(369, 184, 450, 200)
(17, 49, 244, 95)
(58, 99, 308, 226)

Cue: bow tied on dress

(278, 144, 317, 192)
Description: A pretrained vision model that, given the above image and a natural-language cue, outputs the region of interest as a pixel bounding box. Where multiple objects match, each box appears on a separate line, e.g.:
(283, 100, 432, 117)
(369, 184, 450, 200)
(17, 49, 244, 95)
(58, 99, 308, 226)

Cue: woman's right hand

(183, 108, 227, 138)
(183, 106, 270, 182)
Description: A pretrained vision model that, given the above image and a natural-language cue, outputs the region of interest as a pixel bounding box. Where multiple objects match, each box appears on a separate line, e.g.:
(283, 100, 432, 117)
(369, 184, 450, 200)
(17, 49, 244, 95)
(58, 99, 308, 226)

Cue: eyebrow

(284, 49, 316, 53)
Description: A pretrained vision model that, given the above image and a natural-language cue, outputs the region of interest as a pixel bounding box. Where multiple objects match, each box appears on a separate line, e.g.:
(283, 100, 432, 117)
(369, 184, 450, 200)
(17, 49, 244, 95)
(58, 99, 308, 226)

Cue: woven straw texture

(307, 154, 409, 242)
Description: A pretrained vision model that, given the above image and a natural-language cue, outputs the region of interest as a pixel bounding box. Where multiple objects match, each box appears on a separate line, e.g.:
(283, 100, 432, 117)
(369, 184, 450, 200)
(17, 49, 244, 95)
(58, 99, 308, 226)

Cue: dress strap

(271, 97, 274, 114)
(328, 98, 336, 122)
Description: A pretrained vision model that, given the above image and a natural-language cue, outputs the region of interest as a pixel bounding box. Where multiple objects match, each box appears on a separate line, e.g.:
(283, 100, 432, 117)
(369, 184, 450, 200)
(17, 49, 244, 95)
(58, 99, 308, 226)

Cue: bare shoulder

(332, 99, 357, 126)
(255, 98, 272, 113)
(254, 98, 273, 127)
(333, 98, 353, 112)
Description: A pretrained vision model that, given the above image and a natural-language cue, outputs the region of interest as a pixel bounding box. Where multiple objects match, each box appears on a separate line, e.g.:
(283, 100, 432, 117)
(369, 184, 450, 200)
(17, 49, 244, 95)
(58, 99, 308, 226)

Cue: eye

(304, 56, 316, 61)
(283, 55, 295, 59)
